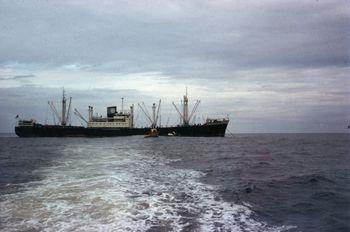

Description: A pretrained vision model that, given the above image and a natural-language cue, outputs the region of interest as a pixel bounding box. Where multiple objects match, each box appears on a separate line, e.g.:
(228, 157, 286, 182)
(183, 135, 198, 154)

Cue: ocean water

(0, 134, 349, 232)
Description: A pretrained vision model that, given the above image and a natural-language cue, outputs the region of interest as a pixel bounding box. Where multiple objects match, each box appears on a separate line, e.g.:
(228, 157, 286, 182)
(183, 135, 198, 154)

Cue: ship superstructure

(87, 105, 134, 128)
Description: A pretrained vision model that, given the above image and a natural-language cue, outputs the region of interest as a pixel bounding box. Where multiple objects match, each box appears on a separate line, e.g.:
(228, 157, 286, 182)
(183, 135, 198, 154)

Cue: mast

(88, 106, 93, 121)
(121, 97, 124, 114)
(61, 89, 67, 126)
(152, 103, 156, 128)
(130, 104, 134, 128)
(172, 88, 200, 126)
(183, 89, 189, 125)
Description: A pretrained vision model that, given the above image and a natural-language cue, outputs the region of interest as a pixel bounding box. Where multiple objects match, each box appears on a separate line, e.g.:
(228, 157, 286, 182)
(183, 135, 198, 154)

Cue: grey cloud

(0, 1, 349, 133)
(0, 0, 348, 77)
(0, 74, 35, 80)
(1, 82, 349, 133)
(12, 74, 35, 79)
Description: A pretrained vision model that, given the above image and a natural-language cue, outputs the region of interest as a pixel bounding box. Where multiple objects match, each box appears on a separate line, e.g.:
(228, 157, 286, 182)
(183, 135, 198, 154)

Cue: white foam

(0, 143, 294, 231)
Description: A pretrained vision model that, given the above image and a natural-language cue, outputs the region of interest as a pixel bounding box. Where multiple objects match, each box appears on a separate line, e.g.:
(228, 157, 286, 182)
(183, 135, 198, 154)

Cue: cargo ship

(15, 90, 229, 137)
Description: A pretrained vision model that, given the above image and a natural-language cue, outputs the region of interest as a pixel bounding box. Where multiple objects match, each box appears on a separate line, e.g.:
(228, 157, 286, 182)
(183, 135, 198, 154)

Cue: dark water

(0, 134, 349, 231)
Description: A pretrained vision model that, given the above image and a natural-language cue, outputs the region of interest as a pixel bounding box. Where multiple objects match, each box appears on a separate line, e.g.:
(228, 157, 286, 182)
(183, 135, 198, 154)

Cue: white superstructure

(87, 105, 134, 128)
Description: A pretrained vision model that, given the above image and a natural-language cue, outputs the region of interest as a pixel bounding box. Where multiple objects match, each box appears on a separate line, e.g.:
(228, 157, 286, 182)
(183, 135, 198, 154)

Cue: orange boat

(144, 128, 159, 138)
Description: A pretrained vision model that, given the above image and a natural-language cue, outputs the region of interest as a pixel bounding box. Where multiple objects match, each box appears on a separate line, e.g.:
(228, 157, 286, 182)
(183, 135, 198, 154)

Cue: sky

(0, 0, 349, 133)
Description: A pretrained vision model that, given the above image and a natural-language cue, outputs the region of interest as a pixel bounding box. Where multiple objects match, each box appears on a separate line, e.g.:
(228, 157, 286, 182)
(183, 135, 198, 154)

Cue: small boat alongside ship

(144, 128, 159, 138)
(15, 90, 229, 137)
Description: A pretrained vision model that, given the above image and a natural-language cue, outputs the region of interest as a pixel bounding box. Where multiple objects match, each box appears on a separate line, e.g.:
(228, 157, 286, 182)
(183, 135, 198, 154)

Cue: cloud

(0, 0, 349, 133)
(0, 0, 348, 73)
(0, 74, 35, 80)
(1, 65, 349, 133)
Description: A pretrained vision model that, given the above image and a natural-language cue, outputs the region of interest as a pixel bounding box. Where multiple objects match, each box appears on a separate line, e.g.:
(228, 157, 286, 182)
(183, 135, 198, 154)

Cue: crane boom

(142, 102, 152, 120)
(48, 101, 61, 123)
(74, 108, 88, 124)
(65, 97, 72, 124)
(155, 99, 161, 126)
(138, 103, 153, 124)
(188, 100, 200, 122)
(172, 102, 184, 121)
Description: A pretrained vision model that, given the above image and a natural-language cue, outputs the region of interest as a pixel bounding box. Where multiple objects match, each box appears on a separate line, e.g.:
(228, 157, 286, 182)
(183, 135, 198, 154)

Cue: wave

(0, 143, 293, 232)
(288, 174, 335, 185)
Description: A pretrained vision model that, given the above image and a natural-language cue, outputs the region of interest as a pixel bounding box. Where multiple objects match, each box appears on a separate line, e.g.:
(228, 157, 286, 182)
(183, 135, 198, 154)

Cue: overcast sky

(0, 0, 349, 133)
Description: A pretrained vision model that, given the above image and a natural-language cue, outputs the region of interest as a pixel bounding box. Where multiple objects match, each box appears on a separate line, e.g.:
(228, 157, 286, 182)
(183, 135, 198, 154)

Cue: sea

(0, 134, 349, 232)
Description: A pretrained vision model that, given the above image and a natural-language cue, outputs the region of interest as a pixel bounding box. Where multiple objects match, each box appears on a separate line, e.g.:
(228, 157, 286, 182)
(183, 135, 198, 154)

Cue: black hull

(15, 123, 228, 137)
